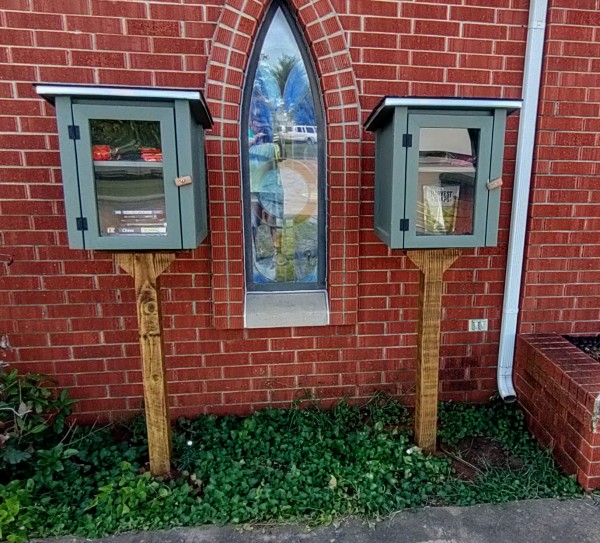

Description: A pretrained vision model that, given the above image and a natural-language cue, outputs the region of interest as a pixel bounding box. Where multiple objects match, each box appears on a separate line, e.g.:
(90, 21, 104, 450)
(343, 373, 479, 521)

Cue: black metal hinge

(68, 125, 80, 140)
(76, 217, 88, 231)
(402, 133, 413, 148)
(399, 218, 409, 231)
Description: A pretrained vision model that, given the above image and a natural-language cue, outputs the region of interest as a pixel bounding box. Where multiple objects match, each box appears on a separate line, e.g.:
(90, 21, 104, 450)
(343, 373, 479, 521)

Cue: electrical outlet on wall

(468, 319, 488, 332)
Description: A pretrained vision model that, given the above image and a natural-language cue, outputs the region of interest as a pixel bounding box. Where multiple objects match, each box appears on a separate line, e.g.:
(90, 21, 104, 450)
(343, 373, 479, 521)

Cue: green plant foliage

(0, 390, 583, 542)
(0, 368, 76, 542)
(439, 397, 547, 454)
(0, 369, 75, 479)
(173, 396, 434, 526)
(0, 480, 33, 543)
(436, 397, 581, 505)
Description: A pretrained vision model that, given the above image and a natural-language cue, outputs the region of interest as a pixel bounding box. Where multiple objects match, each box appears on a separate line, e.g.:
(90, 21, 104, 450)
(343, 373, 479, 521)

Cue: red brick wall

(1, 0, 590, 422)
(520, 1, 600, 335)
(515, 334, 600, 490)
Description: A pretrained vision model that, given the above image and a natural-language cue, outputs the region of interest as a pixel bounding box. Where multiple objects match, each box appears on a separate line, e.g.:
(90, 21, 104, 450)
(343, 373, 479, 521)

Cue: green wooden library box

(36, 84, 213, 251)
(364, 97, 521, 249)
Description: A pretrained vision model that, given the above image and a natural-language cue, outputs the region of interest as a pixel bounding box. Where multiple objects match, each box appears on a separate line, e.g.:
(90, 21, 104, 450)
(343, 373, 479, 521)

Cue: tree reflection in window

(243, 3, 324, 290)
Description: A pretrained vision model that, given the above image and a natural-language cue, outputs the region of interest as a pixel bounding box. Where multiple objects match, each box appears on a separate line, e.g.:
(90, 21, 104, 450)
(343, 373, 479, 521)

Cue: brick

(459, 53, 503, 70)
(71, 51, 126, 68)
(363, 17, 410, 34)
(2, 0, 30, 8)
(463, 23, 507, 40)
(109, 384, 143, 398)
(51, 332, 101, 346)
(450, 5, 495, 22)
(20, 347, 71, 362)
(223, 366, 268, 379)
(183, 21, 215, 39)
(412, 51, 458, 68)
(206, 379, 251, 393)
(350, 32, 397, 49)
(129, 53, 182, 71)
(92, 0, 148, 18)
(351, 2, 398, 16)
(149, 3, 201, 21)
(222, 391, 268, 405)
(127, 20, 181, 37)
(6, 12, 64, 30)
(0, 151, 22, 166)
(38, 66, 95, 83)
(97, 68, 153, 86)
(547, 24, 594, 42)
(72, 344, 124, 359)
(448, 37, 493, 54)
(565, 10, 600, 26)
(155, 71, 201, 88)
(19, 116, 57, 133)
(153, 37, 205, 54)
(0, 99, 42, 116)
(402, 3, 448, 20)
(33, 0, 90, 13)
(66, 15, 123, 34)
(95, 34, 150, 52)
(0, 28, 35, 46)
(414, 19, 460, 36)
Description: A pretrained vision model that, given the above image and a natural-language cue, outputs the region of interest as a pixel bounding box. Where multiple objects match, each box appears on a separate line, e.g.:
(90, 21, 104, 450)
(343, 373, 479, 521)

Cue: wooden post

(406, 249, 461, 453)
(115, 252, 175, 476)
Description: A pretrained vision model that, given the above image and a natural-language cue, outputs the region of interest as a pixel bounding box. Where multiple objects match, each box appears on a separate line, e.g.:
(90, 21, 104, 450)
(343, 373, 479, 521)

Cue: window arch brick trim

(206, 0, 360, 329)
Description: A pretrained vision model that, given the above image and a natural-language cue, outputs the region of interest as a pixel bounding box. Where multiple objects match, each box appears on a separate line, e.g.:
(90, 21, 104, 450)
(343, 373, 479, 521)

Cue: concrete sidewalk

(34, 497, 600, 543)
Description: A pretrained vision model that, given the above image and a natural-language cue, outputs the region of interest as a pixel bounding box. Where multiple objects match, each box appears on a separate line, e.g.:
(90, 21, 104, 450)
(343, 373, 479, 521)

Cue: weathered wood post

(115, 252, 175, 476)
(406, 249, 461, 453)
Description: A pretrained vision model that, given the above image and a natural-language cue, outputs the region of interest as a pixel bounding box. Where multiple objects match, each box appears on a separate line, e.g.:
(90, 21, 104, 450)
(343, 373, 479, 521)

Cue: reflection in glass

(416, 128, 478, 236)
(90, 119, 167, 237)
(246, 7, 320, 285)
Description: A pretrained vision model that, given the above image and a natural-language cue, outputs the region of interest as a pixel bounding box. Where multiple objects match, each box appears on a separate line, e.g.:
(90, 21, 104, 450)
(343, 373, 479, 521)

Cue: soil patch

(441, 437, 524, 480)
(564, 334, 600, 363)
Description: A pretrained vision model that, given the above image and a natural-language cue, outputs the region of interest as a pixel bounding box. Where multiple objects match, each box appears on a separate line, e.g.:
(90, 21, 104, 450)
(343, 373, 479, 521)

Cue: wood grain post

(115, 252, 175, 476)
(406, 249, 461, 453)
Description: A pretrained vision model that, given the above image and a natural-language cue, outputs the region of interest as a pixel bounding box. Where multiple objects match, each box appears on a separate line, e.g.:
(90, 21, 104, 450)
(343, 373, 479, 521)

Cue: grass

(0, 394, 582, 542)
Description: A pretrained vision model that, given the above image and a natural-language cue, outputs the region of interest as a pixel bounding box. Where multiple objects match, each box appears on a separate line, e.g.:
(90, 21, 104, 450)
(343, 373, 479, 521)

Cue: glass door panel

(404, 114, 493, 249)
(90, 119, 166, 237)
(73, 104, 180, 250)
(416, 127, 478, 237)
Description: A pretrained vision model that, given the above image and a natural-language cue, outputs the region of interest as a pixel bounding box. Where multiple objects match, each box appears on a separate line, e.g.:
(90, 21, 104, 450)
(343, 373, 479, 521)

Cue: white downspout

(497, 0, 548, 402)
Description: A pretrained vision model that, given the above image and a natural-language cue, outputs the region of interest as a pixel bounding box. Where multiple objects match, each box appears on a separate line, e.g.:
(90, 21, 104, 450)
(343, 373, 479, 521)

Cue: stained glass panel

(245, 7, 322, 287)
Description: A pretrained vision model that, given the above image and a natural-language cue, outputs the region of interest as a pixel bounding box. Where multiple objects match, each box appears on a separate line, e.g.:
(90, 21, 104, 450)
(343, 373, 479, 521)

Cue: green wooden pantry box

(364, 97, 521, 249)
(36, 84, 213, 251)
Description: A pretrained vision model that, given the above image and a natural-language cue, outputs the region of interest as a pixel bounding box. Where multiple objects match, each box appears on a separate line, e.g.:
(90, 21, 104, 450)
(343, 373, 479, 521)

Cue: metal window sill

(244, 290, 329, 329)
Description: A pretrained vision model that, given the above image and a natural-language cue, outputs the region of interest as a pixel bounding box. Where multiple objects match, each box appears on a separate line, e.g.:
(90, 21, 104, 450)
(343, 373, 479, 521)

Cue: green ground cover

(0, 370, 582, 542)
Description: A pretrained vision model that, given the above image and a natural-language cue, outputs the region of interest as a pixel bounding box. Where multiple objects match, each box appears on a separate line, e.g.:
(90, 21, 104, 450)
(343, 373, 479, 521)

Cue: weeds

(0, 369, 75, 479)
(0, 377, 582, 542)
(437, 398, 581, 505)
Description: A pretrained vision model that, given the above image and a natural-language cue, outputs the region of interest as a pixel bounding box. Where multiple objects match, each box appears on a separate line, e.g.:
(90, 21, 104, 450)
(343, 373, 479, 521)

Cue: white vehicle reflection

(281, 125, 317, 144)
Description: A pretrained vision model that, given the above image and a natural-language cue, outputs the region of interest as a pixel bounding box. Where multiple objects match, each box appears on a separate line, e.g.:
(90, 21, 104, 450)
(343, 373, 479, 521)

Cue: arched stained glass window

(242, 1, 325, 291)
